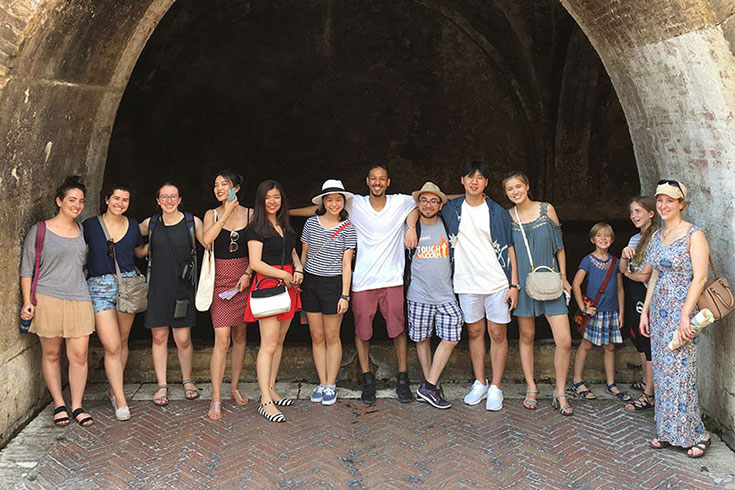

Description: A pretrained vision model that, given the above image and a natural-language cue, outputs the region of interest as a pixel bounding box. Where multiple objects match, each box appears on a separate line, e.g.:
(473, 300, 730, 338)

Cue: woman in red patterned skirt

(202, 170, 253, 420)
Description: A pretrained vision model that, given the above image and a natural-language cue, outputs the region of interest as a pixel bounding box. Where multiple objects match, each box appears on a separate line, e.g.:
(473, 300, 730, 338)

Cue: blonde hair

(589, 222, 614, 240)
(629, 196, 658, 267)
(502, 171, 530, 189)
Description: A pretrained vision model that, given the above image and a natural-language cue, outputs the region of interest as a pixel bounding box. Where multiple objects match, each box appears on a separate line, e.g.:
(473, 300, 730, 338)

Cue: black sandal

(71, 407, 94, 427)
(650, 438, 671, 450)
(687, 438, 711, 459)
(625, 393, 654, 412)
(53, 405, 70, 427)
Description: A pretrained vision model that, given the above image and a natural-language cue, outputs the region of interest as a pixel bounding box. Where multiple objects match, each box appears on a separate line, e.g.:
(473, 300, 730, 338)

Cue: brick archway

(0, 0, 733, 446)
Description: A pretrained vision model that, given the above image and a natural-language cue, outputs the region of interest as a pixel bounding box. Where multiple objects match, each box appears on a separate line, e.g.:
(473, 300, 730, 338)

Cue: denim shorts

(87, 271, 136, 313)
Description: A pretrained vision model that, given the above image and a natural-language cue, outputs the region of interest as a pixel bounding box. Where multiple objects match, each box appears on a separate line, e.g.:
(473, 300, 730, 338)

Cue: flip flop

(231, 389, 249, 406)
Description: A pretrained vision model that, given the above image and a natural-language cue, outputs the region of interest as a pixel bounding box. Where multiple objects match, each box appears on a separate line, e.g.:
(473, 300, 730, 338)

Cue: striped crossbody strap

(308, 220, 350, 261)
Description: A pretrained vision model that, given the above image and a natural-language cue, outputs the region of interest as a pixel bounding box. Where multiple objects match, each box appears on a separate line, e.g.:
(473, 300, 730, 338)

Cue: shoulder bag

(684, 227, 734, 320)
(573, 256, 617, 333)
(514, 207, 563, 301)
(195, 209, 217, 312)
(98, 216, 148, 314)
(249, 234, 291, 318)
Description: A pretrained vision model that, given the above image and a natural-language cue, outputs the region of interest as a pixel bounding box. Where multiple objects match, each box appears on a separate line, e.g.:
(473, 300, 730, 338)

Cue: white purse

(195, 210, 216, 311)
(514, 207, 564, 301)
(248, 234, 291, 318)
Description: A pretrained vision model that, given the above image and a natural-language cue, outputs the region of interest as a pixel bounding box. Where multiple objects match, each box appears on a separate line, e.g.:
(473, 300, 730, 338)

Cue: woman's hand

(562, 279, 572, 294)
(337, 298, 349, 314)
(20, 303, 34, 321)
(622, 246, 636, 260)
(678, 313, 695, 343)
(292, 270, 304, 286)
(223, 196, 239, 218)
(236, 273, 251, 292)
(585, 305, 597, 317)
(281, 271, 294, 287)
(639, 312, 650, 338)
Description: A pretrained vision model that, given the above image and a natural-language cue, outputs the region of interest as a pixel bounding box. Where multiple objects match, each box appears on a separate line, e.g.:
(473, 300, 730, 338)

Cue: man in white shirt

(441, 160, 519, 411)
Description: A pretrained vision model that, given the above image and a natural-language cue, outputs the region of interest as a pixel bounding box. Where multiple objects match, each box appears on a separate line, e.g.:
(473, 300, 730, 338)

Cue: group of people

(18, 162, 712, 458)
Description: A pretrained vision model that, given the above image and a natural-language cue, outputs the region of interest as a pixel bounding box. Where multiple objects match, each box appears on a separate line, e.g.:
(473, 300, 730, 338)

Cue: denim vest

(441, 196, 514, 283)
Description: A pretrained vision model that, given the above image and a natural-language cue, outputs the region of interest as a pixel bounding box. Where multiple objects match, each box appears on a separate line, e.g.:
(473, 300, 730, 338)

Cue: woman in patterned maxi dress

(639, 180, 711, 458)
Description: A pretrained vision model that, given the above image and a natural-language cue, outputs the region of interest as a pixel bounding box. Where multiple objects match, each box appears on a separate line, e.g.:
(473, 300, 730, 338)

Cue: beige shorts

(30, 293, 95, 338)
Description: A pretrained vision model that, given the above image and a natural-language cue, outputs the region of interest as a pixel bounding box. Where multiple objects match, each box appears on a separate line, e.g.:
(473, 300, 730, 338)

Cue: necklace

(661, 221, 684, 241)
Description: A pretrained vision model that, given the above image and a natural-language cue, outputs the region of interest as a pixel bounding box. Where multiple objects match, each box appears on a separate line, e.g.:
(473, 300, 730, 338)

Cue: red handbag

(573, 257, 617, 334)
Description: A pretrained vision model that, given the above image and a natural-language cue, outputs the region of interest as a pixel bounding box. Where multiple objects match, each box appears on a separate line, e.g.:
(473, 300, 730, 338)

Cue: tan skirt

(30, 293, 95, 338)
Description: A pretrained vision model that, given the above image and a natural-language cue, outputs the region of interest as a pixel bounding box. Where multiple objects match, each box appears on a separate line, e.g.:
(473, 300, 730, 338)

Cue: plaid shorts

(407, 299, 464, 342)
(584, 310, 623, 346)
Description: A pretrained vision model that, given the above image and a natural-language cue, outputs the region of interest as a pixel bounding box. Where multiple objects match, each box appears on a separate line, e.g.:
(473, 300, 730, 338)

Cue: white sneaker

(485, 385, 503, 411)
(463, 379, 489, 405)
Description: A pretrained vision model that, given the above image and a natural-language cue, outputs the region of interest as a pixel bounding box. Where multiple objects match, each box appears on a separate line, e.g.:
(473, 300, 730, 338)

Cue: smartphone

(563, 290, 571, 306)
(228, 188, 237, 202)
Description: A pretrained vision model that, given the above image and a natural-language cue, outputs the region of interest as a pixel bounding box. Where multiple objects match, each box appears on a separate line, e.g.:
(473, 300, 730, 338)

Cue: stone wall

(562, 0, 735, 447)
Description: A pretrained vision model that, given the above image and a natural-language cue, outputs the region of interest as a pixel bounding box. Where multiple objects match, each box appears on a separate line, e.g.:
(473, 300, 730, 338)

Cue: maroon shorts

(352, 285, 405, 341)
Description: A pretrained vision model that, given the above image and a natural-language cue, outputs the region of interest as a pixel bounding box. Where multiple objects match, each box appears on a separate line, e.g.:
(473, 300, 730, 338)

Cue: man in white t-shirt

(347, 164, 417, 404)
(292, 165, 416, 404)
(441, 160, 519, 411)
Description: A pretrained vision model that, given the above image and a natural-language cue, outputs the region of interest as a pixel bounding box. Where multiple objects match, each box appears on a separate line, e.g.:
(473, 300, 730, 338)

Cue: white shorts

(458, 289, 511, 324)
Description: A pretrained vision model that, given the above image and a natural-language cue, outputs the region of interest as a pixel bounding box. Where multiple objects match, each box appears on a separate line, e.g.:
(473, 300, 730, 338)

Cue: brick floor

(7, 385, 735, 489)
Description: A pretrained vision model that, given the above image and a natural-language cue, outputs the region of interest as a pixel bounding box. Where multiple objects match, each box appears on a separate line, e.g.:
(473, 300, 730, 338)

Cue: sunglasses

(657, 179, 683, 194)
(229, 231, 239, 253)
(106, 239, 115, 259)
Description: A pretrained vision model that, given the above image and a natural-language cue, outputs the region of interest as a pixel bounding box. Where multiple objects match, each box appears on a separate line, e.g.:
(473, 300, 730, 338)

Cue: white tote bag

(195, 210, 217, 311)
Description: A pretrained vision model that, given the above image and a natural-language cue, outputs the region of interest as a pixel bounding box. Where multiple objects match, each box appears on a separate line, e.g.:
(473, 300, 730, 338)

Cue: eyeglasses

(657, 179, 683, 193)
(229, 231, 239, 253)
(419, 198, 441, 206)
(106, 239, 115, 259)
(158, 194, 179, 201)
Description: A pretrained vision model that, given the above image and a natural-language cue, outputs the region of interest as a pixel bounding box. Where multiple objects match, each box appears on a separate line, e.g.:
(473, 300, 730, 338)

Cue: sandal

(571, 380, 596, 400)
(231, 389, 249, 406)
(53, 405, 70, 427)
(650, 438, 671, 449)
(207, 401, 222, 421)
(183, 380, 200, 400)
(630, 381, 646, 392)
(523, 389, 538, 410)
(258, 401, 285, 423)
(606, 383, 632, 402)
(71, 407, 94, 427)
(153, 385, 169, 406)
(551, 392, 573, 416)
(687, 437, 711, 459)
(270, 386, 293, 406)
(625, 393, 654, 412)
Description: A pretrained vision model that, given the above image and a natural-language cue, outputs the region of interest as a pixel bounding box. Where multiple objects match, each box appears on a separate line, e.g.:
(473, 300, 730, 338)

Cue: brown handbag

(697, 258, 734, 320)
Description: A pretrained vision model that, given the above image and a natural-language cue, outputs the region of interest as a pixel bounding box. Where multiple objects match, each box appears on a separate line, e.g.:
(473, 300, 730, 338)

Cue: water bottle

(19, 318, 31, 334)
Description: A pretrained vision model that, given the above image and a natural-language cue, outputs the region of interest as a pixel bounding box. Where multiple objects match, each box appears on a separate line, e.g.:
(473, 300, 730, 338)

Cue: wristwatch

(510, 284, 521, 290)
(340, 295, 350, 301)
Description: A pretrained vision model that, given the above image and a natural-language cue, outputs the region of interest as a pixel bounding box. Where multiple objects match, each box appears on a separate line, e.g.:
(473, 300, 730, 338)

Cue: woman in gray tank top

(19, 176, 96, 427)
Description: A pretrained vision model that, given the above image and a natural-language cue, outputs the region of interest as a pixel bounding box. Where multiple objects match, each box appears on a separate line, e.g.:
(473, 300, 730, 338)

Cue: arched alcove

(0, 0, 733, 447)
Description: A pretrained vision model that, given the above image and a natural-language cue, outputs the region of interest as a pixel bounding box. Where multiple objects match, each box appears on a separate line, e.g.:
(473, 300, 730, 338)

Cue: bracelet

(406, 225, 416, 230)
(244, 271, 252, 277)
(340, 295, 350, 301)
(293, 270, 304, 275)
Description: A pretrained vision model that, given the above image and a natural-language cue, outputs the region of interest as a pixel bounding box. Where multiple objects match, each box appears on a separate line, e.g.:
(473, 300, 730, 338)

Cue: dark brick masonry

(12, 398, 732, 489)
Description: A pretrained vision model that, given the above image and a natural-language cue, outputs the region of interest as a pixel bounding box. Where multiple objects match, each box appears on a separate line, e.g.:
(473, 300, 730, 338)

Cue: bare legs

(518, 314, 572, 408)
(151, 326, 196, 403)
(39, 336, 91, 423)
(209, 323, 249, 419)
(257, 317, 290, 417)
(95, 309, 128, 409)
(308, 313, 344, 386)
(467, 319, 507, 388)
(416, 338, 459, 386)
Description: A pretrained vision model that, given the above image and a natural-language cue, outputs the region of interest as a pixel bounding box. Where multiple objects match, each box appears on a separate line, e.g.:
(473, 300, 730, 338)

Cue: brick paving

(5, 384, 735, 489)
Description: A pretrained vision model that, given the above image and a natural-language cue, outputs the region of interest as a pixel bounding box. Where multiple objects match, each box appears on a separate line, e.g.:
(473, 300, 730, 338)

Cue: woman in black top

(244, 180, 303, 422)
(139, 182, 205, 407)
(201, 170, 254, 420)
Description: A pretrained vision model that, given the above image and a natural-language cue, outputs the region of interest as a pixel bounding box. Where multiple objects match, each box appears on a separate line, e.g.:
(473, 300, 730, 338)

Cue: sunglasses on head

(657, 179, 683, 193)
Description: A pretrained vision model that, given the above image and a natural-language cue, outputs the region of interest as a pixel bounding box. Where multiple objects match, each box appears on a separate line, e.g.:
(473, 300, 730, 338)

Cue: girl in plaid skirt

(570, 223, 630, 402)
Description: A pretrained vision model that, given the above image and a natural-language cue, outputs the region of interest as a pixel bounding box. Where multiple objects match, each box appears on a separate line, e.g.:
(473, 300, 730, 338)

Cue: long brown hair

(629, 196, 658, 267)
(248, 180, 293, 239)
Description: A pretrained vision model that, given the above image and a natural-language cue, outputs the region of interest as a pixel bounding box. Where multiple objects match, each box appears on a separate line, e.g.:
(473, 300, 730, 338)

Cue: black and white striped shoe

(258, 401, 285, 423)
(270, 386, 294, 406)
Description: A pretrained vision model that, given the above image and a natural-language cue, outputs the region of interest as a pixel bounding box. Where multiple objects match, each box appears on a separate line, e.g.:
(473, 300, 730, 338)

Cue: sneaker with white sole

(485, 384, 503, 411)
(310, 385, 325, 403)
(321, 386, 337, 406)
(463, 379, 489, 405)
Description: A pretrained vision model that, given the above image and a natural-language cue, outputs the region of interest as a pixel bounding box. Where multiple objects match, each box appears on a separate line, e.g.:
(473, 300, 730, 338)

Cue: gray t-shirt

(20, 223, 91, 302)
(407, 220, 455, 305)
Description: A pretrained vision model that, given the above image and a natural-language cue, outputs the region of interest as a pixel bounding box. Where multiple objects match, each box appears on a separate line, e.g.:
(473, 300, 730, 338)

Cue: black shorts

(302, 272, 343, 315)
(624, 278, 651, 361)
